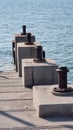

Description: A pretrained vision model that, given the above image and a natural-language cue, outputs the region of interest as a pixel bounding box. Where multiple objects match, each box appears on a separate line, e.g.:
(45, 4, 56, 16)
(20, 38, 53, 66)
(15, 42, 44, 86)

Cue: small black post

(21, 25, 26, 35)
(25, 33, 33, 44)
(27, 33, 31, 43)
(34, 45, 43, 62)
(53, 66, 73, 94)
(57, 67, 68, 89)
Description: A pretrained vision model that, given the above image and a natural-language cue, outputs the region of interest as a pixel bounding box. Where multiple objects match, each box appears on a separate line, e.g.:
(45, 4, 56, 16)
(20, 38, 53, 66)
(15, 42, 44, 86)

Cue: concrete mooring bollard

(33, 66, 73, 118)
(12, 25, 35, 71)
(22, 45, 58, 88)
(15, 25, 27, 43)
(17, 41, 41, 77)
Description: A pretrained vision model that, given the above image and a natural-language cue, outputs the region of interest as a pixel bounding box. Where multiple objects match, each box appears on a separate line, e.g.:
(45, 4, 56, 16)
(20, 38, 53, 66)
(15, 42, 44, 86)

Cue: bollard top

(56, 66, 69, 72)
(22, 25, 26, 28)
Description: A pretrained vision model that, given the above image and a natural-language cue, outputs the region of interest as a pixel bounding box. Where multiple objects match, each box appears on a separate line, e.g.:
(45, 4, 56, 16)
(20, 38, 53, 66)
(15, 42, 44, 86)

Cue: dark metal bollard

(53, 66, 73, 93)
(25, 33, 33, 45)
(34, 45, 43, 62)
(21, 25, 26, 35)
(57, 67, 68, 89)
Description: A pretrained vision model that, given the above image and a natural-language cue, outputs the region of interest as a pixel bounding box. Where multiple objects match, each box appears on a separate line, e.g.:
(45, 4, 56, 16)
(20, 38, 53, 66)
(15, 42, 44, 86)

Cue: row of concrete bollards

(12, 25, 73, 117)
(12, 25, 58, 86)
(12, 25, 73, 94)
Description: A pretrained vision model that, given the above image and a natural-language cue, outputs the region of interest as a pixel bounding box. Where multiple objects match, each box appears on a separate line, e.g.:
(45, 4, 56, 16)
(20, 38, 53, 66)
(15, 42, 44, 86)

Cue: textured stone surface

(22, 58, 58, 88)
(15, 34, 35, 43)
(14, 34, 35, 71)
(17, 42, 41, 77)
(33, 85, 73, 117)
(0, 71, 73, 130)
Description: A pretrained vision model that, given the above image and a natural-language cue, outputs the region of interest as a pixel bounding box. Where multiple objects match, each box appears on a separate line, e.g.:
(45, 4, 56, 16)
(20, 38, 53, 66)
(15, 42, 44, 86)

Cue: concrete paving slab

(1, 72, 73, 130)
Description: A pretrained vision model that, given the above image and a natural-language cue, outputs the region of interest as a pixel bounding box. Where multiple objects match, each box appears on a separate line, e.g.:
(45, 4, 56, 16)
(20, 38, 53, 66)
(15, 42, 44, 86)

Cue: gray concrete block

(22, 58, 58, 88)
(22, 66, 33, 88)
(15, 34, 35, 43)
(17, 42, 41, 77)
(33, 85, 73, 117)
(15, 34, 27, 43)
(14, 34, 35, 71)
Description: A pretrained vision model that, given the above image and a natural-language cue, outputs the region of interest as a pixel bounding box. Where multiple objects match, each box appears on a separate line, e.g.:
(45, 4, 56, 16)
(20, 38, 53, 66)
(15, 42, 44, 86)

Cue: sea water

(0, 0, 73, 83)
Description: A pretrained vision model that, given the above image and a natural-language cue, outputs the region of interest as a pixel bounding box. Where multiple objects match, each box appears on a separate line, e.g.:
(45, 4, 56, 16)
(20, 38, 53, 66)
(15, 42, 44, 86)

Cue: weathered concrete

(1, 72, 73, 130)
(33, 85, 73, 117)
(14, 34, 35, 71)
(22, 58, 58, 88)
(15, 34, 35, 43)
(17, 42, 41, 77)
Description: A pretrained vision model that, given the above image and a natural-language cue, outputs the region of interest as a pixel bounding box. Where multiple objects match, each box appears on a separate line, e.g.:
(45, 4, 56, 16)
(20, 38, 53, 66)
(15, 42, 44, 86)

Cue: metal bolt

(21, 25, 26, 35)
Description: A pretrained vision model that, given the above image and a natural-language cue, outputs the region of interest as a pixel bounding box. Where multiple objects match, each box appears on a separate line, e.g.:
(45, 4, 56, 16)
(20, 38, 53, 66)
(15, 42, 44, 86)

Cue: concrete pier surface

(0, 71, 73, 130)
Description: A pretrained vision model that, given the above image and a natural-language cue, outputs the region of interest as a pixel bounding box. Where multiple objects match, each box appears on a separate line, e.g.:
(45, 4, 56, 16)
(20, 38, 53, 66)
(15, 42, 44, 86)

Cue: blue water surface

(0, 0, 73, 83)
